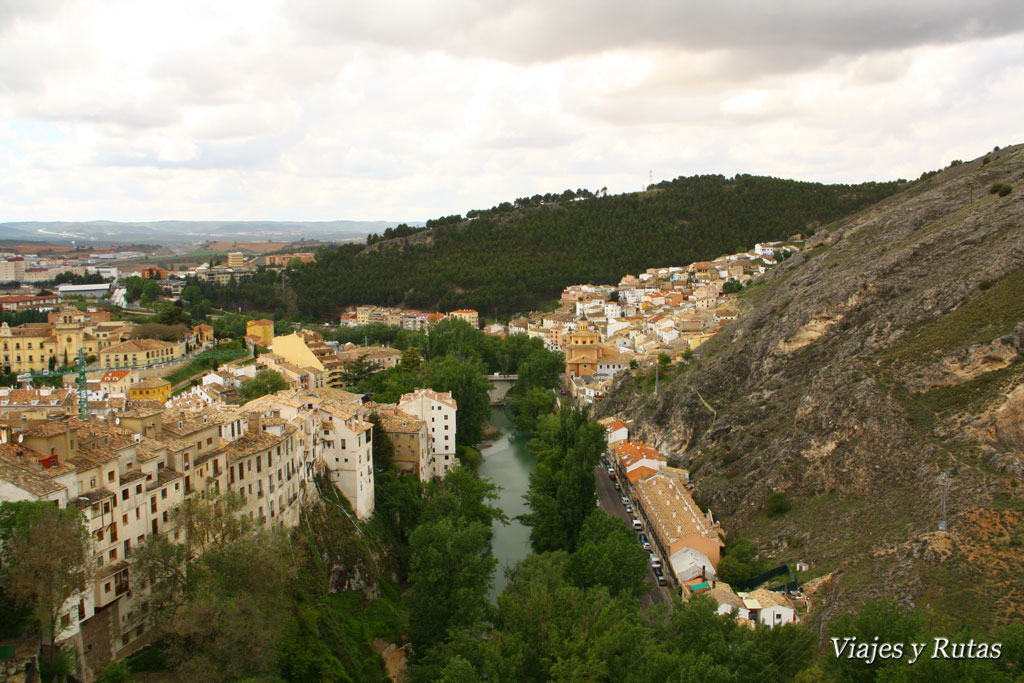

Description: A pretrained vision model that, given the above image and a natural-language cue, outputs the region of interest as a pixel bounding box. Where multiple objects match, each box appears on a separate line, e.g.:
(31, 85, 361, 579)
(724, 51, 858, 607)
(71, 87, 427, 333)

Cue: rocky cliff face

(598, 144, 1024, 630)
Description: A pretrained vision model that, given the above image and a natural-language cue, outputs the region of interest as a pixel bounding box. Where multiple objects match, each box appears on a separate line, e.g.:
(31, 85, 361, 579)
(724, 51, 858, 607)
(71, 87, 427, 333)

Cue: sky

(1, 0, 1022, 223)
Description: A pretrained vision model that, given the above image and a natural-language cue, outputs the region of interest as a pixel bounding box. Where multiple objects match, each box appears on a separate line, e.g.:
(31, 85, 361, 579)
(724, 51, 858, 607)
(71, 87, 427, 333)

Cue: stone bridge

(486, 374, 518, 405)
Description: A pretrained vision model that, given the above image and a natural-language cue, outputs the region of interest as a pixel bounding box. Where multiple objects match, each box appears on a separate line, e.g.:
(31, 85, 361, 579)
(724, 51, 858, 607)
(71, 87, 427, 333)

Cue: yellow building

(0, 318, 131, 375)
(246, 319, 275, 347)
(356, 305, 378, 326)
(192, 324, 214, 345)
(272, 330, 344, 387)
(227, 252, 245, 268)
(101, 339, 184, 369)
(450, 309, 479, 328)
(564, 329, 602, 380)
(128, 377, 172, 404)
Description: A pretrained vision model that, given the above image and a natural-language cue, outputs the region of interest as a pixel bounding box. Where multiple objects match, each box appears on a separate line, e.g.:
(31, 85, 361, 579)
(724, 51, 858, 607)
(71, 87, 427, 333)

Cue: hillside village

(0, 237, 807, 677)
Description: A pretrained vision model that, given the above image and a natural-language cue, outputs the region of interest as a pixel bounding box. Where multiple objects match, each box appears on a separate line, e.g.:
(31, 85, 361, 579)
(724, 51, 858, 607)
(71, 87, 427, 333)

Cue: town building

(100, 339, 185, 370)
(245, 318, 274, 347)
(633, 469, 724, 587)
(449, 309, 479, 328)
(397, 388, 457, 480)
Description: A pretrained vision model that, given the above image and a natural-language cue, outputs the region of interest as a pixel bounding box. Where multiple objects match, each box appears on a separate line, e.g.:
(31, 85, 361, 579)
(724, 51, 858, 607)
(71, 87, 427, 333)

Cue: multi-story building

(0, 314, 134, 375)
(245, 318, 274, 347)
(272, 330, 345, 387)
(100, 339, 185, 370)
(128, 377, 172, 404)
(449, 309, 479, 328)
(0, 294, 61, 311)
(368, 403, 430, 480)
(0, 258, 27, 282)
(397, 388, 457, 480)
(227, 252, 245, 268)
(264, 252, 315, 267)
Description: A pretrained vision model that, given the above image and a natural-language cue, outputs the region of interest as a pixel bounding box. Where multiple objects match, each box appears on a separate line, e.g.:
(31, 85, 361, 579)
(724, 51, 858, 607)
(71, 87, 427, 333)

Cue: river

(476, 406, 536, 600)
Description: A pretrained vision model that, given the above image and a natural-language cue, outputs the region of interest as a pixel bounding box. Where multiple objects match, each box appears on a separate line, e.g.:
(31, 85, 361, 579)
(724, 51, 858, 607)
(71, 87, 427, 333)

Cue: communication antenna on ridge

(648, 169, 653, 189)
(938, 472, 949, 531)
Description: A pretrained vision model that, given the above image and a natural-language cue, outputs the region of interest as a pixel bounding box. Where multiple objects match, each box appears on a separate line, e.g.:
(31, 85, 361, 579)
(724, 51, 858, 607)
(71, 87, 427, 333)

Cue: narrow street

(594, 464, 671, 609)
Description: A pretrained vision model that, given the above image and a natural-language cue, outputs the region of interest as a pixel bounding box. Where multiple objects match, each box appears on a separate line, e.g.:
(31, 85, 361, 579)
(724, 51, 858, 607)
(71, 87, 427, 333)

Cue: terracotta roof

(0, 458, 66, 497)
(100, 370, 132, 382)
(634, 471, 722, 550)
(225, 428, 288, 462)
(103, 339, 176, 354)
(133, 377, 171, 390)
(22, 422, 71, 438)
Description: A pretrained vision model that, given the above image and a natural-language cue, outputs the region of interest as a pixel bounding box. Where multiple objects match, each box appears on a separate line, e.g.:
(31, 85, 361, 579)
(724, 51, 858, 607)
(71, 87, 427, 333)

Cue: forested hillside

(284, 175, 901, 318)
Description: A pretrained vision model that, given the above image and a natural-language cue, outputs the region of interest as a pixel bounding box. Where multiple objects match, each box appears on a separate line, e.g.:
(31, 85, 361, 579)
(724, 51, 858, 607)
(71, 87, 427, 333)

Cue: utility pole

(938, 472, 949, 531)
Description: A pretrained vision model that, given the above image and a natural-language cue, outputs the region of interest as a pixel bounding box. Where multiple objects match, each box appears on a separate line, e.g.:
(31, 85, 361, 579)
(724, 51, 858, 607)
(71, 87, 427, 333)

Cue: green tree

(565, 511, 649, 597)
(767, 492, 792, 517)
(824, 600, 925, 683)
(339, 355, 382, 387)
(238, 369, 288, 402)
(140, 279, 162, 305)
(155, 303, 192, 327)
(520, 409, 604, 552)
(407, 517, 496, 654)
(369, 412, 395, 470)
(423, 356, 491, 447)
(132, 493, 297, 682)
(401, 346, 423, 372)
(0, 501, 91, 661)
(123, 275, 145, 303)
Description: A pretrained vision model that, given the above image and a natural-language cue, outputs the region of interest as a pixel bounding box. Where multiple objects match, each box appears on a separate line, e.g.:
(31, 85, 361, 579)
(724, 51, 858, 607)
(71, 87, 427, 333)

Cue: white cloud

(0, 0, 1022, 223)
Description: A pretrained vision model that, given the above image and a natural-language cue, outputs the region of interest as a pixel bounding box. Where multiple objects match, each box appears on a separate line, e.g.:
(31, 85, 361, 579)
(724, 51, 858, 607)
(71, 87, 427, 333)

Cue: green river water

(475, 406, 537, 600)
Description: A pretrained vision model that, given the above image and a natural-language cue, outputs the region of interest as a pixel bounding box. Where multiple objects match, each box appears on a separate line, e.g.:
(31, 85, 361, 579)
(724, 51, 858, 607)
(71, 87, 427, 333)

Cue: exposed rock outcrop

(598, 144, 1024, 631)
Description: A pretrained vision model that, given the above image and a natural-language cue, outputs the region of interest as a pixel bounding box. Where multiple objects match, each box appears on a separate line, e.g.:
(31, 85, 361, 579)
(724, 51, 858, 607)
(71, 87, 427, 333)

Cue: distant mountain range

(0, 220, 419, 246)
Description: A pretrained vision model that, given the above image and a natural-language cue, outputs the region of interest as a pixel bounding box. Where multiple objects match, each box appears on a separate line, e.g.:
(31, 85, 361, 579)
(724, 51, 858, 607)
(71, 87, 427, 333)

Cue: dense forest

(284, 175, 902, 318)
(182, 174, 901, 321)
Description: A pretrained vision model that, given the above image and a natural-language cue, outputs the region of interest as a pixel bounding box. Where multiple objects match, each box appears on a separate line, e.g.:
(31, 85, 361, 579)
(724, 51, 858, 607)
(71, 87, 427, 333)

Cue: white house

(398, 388, 458, 480)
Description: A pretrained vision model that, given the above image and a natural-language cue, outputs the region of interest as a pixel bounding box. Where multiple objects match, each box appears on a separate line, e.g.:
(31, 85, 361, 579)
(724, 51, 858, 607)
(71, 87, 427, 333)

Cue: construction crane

(20, 346, 251, 420)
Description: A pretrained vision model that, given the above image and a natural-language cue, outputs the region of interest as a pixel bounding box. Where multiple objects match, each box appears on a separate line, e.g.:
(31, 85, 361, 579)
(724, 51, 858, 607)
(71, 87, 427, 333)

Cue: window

(105, 582, 111, 593)
(109, 548, 117, 561)
(135, 484, 142, 494)
(122, 489, 129, 501)
(108, 471, 115, 482)
(161, 489, 167, 499)
(122, 514, 128, 525)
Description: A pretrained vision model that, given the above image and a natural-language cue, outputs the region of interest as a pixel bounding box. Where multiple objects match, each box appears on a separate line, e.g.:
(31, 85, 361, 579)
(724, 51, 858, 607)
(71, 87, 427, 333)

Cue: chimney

(247, 412, 262, 434)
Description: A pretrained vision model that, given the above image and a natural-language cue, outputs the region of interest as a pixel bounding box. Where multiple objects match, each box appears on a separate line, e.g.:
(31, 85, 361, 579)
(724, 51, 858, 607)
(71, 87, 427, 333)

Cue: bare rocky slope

(597, 144, 1024, 632)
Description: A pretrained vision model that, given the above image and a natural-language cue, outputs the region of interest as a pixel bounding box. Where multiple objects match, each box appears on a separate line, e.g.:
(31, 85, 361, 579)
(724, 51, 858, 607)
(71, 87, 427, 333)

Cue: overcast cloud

(0, 0, 1022, 223)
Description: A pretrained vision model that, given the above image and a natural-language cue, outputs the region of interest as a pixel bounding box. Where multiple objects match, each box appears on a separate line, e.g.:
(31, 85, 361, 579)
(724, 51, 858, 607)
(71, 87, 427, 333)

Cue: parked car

(614, 482, 622, 491)
(624, 503, 633, 513)
(608, 470, 616, 480)
(656, 575, 668, 586)
(653, 565, 664, 578)
(619, 494, 629, 505)
(632, 517, 643, 530)
(649, 553, 662, 569)
(639, 533, 651, 551)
